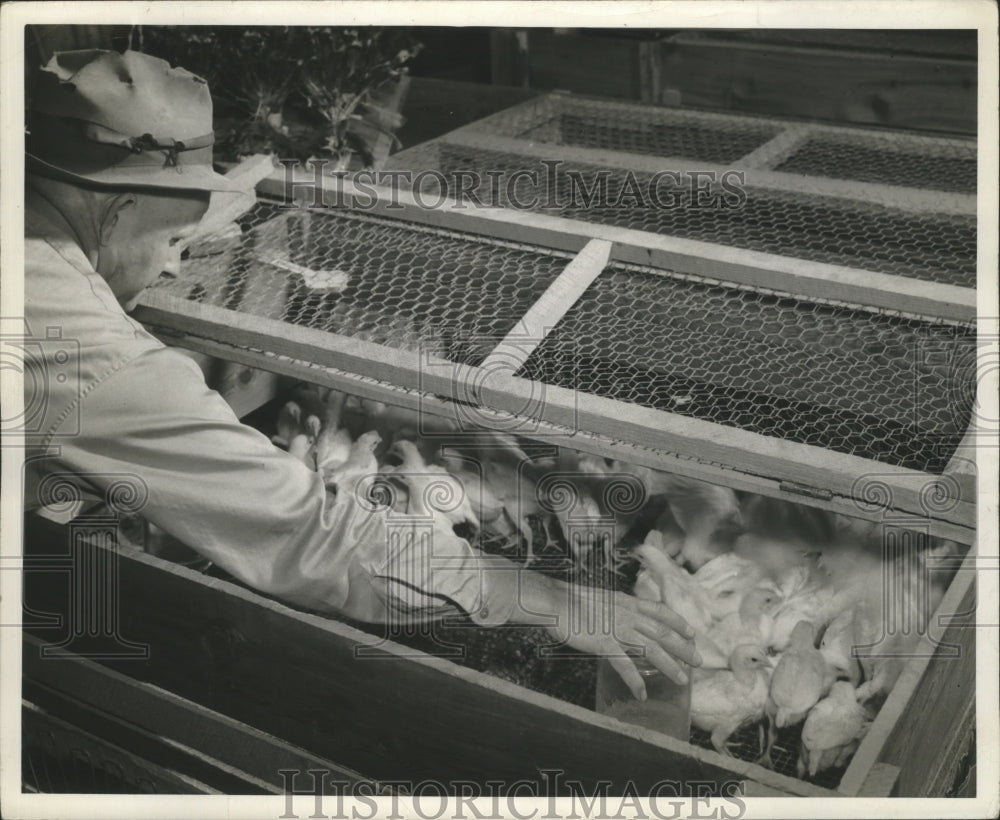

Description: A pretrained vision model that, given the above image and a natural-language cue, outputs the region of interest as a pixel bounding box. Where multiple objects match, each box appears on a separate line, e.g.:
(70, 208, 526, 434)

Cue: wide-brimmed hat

(27, 49, 242, 193)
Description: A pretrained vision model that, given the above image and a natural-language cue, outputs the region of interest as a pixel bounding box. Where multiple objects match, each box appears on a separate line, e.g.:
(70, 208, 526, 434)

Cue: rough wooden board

(22, 632, 365, 790)
(21, 699, 219, 794)
(658, 34, 977, 136)
(439, 129, 976, 216)
(838, 551, 977, 795)
(144, 327, 978, 547)
(257, 173, 975, 323)
(22, 541, 831, 797)
(855, 762, 901, 797)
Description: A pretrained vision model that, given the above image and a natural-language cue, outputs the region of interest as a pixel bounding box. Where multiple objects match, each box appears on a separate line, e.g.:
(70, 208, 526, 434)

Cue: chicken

(760, 620, 834, 767)
(438, 449, 507, 531)
(288, 414, 321, 466)
(693, 553, 767, 621)
(314, 389, 353, 479)
(797, 681, 870, 778)
(690, 644, 772, 756)
(819, 609, 863, 686)
(705, 586, 780, 666)
(633, 530, 714, 636)
(603, 462, 741, 569)
(733, 531, 822, 590)
(351, 398, 459, 442)
(325, 430, 381, 497)
(851, 598, 906, 705)
(768, 581, 839, 652)
(272, 400, 303, 448)
(478, 456, 546, 565)
(548, 478, 604, 565)
(387, 440, 479, 533)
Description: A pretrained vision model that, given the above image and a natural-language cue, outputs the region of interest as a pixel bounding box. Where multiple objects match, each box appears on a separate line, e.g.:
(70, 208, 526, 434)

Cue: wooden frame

(255, 173, 976, 323)
(26, 538, 943, 797)
(415, 128, 975, 217)
(134, 289, 976, 542)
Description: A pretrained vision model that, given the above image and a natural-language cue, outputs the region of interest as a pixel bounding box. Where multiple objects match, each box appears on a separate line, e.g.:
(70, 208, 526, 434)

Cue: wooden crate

(22, 526, 976, 797)
(28, 91, 976, 797)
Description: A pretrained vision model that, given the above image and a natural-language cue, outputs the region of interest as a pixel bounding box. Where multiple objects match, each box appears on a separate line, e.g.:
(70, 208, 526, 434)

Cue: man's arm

(33, 343, 510, 623)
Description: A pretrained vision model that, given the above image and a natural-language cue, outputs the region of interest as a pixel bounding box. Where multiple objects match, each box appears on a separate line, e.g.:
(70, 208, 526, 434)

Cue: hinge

(779, 480, 834, 501)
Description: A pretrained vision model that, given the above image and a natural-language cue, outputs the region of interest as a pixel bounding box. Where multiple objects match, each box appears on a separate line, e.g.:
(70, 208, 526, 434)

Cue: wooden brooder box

(25, 92, 979, 797)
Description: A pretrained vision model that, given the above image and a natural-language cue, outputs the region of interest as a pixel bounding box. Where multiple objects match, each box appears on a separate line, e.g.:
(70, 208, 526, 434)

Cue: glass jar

(595, 656, 692, 740)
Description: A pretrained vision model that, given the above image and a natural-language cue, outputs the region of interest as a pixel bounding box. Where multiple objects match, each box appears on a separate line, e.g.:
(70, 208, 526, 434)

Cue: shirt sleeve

(35, 343, 521, 624)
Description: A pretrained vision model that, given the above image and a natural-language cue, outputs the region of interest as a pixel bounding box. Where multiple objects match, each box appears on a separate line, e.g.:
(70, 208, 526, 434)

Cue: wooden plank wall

(659, 31, 977, 135)
(489, 29, 976, 135)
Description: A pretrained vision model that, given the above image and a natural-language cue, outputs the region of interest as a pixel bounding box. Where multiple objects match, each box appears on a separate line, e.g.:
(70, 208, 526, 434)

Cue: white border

(2, 3, 997, 819)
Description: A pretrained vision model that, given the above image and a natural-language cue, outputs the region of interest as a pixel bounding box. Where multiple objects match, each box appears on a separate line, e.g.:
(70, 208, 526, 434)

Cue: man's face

(97, 189, 211, 310)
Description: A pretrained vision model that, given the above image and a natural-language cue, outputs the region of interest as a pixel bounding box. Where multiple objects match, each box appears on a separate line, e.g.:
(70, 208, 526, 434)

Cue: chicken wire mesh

(518, 108, 782, 164)
(388, 143, 976, 288)
(775, 134, 977, 193)
(517, 262, 976, 473)
(158, 200, 571, 366)
(451, 91, 977, 182)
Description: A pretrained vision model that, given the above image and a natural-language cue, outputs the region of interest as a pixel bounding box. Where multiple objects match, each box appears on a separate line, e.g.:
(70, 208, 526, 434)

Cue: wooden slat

(838, 550, 977, 795)
(145, 327, 977, 547)
(855, 762, 901, 797)
(21, 539, 830, 796)
(21, 700, 219, 794)
(736, 125, 815, 169)
(133, 291, 976, 536)
(481, 238, 612, 372)
(437, 129, 976, 216)
(257, 173, 975, 322)
(185, 154, 276, 251)
(22, 632, 365, 791)
(944, 421, 979, 509)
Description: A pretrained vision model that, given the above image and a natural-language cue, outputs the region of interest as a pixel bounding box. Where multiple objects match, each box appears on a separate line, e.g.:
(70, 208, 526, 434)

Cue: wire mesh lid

(157, 199, 976, 476)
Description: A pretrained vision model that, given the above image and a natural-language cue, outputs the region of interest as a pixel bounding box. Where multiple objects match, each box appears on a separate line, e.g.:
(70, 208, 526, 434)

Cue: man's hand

(511, 571, 702, 701)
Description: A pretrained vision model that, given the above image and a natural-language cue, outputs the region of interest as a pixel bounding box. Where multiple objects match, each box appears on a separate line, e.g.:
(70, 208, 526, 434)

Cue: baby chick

(479, 456, 545, 564)
(819, 609, 863, 686)
(705, 586, 780, 666)
(272, 400, 303, 448)
(633, 530, 714, 636)
(388, 440, 479, 533)
(438, 449, 507, 531)
(288, 415, 321, 467)
(760, 620, 834, 767)
(314, 389, 353, 479)
(550, 478, 604, 566)
(797, 681, 870, 778)
(690, 644, 772, 756)
(768, 580, 839, 652)
(693, 553, 768, 621)
(325, 430, 382, 497)
(602, 462, 741, 569)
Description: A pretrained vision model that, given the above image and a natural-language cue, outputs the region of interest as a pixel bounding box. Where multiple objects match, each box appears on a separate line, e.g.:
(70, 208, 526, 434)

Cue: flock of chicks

(270, 385, 960, 782)
(632, 496, 958, 779)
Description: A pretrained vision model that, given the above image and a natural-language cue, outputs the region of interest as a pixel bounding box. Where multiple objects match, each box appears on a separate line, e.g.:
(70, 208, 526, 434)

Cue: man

(23, 48, 699, 698)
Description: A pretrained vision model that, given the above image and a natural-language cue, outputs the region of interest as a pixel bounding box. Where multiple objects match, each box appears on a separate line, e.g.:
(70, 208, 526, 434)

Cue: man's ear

(98, 193, 137, 246)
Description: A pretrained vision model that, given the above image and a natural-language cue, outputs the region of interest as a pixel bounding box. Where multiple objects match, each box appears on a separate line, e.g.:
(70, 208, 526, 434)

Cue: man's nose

(161, 246, 183, 279)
